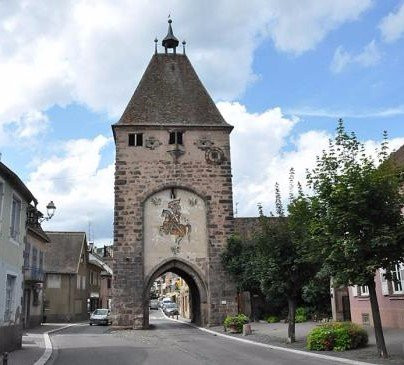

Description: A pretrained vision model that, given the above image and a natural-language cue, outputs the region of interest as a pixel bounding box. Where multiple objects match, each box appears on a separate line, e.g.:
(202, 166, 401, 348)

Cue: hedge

(307, 322, 368, 351)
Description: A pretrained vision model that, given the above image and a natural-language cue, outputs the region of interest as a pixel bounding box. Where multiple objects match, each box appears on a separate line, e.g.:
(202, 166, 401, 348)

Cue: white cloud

(287, 105, 404, 118)
(0, 0, 372, 138)
(220, 102, 404, 217)
(14, 111, 49, 138)
(330, 40, 381, 73)
(267, 0, 372, 54)
(379, 3, 404, 43)
(27, 135, 114, 242)
(25, 103, 404, 243)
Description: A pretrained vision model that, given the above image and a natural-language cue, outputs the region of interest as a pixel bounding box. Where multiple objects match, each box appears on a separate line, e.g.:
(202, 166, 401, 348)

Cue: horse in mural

(160, 209, 191, 244)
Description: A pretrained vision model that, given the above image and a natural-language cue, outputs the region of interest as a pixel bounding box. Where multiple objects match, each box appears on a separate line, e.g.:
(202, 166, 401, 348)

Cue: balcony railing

(24, 267, 45, 282)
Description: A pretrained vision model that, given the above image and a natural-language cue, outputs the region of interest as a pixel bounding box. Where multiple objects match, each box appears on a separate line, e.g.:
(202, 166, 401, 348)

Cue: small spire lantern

(162, 19, 179, 54)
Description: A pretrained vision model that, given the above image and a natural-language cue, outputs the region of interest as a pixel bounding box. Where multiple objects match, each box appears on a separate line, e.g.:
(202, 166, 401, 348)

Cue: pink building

(348, 266, 404, 329)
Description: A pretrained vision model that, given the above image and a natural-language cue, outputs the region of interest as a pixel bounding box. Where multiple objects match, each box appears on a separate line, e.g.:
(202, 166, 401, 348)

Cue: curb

(161, 312, 377, 365)
(33, 324, 74, 365)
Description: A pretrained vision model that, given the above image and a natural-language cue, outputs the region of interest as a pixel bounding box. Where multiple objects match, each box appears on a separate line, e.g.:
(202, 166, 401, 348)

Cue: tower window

(169, 131, 183, 145)
(128, 133, 143, 147)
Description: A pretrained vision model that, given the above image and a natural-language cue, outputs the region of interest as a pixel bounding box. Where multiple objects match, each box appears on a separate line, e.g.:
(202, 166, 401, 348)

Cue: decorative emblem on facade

(159, 199, 192, 251)
(188, 198, 198, 207)
(205, 147, 225, 165)
(167, 147, 185, 163)
(195, 137, 214, 151)
(150, 197, 162, 206)
(145, 136, 162, 150)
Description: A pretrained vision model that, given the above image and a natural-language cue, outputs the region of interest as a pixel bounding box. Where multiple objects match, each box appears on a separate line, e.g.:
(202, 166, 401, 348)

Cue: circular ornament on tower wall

(205, 147, 225, 165)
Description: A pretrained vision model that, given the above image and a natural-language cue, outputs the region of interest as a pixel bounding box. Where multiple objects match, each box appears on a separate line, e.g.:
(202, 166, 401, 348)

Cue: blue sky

(1, 0, 403, 245)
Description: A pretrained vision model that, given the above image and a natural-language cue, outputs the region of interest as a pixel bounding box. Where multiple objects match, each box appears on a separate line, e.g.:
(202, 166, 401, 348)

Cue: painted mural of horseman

(159, 199, 191, 244)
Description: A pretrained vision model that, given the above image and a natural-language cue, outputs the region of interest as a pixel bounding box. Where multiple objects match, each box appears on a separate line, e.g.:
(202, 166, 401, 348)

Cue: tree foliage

(307, 120, 404, 284)
(221, 235, 260, 293)
(307, 120, 404, 357)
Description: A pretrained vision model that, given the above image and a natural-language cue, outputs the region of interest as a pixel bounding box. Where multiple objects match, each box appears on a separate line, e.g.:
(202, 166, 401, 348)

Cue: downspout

(68, 274, 72, 321)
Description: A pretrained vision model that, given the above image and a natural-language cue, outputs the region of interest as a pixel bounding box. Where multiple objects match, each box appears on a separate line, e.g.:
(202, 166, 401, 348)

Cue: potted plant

(223, 314, 249, 334)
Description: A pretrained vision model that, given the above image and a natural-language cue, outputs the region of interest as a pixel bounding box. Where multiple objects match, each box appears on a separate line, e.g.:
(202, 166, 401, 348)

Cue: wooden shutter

(379, 269, 389, 296)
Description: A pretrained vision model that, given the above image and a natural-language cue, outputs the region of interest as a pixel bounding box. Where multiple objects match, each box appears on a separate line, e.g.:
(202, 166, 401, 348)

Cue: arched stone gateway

(143, 258, 208, 327)
(111, 20, 238, 329)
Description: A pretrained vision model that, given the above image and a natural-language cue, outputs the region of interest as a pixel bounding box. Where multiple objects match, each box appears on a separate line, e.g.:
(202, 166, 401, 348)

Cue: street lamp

(38, 201, 56, 223)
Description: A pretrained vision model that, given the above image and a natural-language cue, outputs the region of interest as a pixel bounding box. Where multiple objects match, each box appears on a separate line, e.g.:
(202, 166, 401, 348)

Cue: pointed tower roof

(115, 19, 231, 129)
(115, 53, 231, 128)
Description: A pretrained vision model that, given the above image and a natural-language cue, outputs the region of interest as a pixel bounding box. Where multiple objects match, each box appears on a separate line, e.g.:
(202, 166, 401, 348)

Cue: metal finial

(154, 37, 158, 54)
(182, 40, 186, 55)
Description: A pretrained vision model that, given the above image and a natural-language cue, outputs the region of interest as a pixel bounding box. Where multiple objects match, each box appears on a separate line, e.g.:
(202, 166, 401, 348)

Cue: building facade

(88, 250, 112, 311)
(95, 246, 113, 309)
(112, 20, 237, 329)
(23, 206, 50, 329)
(43, 232, 89, 322)
(0, 162, 37, 353)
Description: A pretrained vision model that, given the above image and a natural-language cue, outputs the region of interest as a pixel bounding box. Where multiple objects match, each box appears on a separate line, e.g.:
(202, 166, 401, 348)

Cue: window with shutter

(4, 275, 16, 321)
(24, 242, 31, 268)
(379, 269, 389, 295)
(10, 195, 21, 240)
(352, 285, 358, 297)
(392, 263, 404, 294)
(0, 181, 3, 219)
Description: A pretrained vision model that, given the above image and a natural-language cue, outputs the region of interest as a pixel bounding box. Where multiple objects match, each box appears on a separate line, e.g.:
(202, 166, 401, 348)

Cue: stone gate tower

(112, 20, 237, 328)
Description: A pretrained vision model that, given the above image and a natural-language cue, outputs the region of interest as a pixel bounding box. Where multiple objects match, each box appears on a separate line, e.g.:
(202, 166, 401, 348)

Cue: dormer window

(128, 133, 143, 147)
(169, 131, 183, 145)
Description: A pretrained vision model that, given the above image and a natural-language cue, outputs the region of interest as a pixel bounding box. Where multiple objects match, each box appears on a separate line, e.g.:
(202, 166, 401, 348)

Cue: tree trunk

(368, 279, 388, 358)
(287, 297, 296, 343)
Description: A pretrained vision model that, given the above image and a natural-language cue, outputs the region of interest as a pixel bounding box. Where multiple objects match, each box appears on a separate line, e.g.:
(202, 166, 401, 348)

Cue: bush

(267, 315, 279, 323)
(223, 314, 249, 333)
(307, 322, 368, 351)
(295, 307, 307, 323)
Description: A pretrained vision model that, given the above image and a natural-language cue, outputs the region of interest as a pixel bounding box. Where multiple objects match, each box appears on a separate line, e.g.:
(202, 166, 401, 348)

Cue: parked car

(89, 309, 111, 326)
(160, 297, 172, 309)
(163, 302, 179, 317)
(149, 299, 159, 310)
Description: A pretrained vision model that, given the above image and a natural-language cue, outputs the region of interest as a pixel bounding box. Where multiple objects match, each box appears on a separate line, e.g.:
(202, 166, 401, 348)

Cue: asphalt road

(49, 310, 342, 365)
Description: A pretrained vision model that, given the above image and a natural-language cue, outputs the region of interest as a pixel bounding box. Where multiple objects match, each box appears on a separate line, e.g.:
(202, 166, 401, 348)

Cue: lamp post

(38, 201, 56, 223)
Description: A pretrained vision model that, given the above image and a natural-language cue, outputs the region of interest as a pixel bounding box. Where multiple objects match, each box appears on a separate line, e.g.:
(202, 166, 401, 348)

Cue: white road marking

(33, 324, 74, 365)
(161, 311, 378, 365)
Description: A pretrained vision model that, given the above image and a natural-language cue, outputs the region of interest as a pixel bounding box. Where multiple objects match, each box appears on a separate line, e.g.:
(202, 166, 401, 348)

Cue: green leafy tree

(221, 235, 260, 293)
(307, 120, 404, 358)
(255, 183, 318, 343)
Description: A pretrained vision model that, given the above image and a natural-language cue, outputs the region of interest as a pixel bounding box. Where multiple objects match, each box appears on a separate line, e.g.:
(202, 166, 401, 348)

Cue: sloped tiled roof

(0, 161, 37, 204)
(44, 232, 86, 274)
(391, 144, 404, 167)
(115, 54, 231, 128)
(88, 252, 112, 275)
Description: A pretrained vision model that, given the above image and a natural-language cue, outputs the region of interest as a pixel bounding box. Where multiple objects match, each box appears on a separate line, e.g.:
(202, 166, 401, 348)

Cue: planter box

(227, 324, 241, 333)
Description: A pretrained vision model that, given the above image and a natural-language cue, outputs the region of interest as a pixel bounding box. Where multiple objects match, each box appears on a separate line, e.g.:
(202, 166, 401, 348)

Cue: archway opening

(143, 260, 207, 328)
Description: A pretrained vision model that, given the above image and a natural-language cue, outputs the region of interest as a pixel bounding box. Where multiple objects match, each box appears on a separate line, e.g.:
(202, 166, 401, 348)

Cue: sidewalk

(2, 324, 70, 365)
(208, 321, 404, 365)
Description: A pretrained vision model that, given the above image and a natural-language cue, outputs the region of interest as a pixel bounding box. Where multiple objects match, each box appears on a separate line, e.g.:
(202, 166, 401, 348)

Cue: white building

(0, 161, 37, 353)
